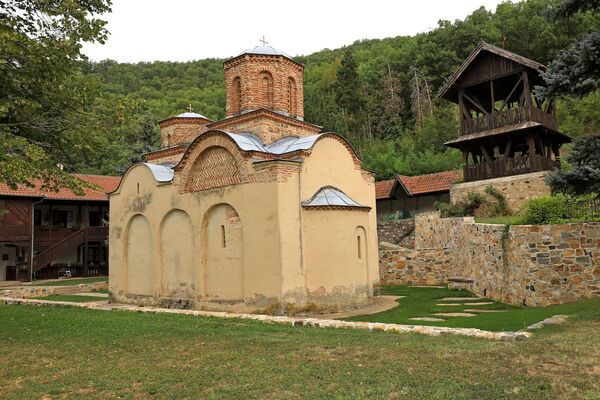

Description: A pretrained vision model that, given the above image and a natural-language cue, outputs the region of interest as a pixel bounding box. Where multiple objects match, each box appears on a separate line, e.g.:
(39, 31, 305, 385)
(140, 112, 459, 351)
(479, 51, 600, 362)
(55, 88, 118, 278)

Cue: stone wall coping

(450, 171, 548, 189)
(0, 296, 532, 341)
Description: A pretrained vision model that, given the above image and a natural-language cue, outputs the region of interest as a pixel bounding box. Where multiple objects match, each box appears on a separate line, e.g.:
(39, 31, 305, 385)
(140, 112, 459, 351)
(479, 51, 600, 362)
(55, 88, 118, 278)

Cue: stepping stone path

(439, 297, 479, 301)
(436, 303, 462, 306)
(433, 312, 476, 317)
(463, 309, 508, 313)
(463, 302, 494, 306)
(409, 317, 446, 322)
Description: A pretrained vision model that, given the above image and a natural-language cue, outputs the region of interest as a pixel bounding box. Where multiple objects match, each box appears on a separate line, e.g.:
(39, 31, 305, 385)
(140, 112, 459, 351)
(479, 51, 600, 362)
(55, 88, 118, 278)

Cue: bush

(435, 192, 486, 217)
(485, 185, 510, 216)
(520, 193, 600, 224)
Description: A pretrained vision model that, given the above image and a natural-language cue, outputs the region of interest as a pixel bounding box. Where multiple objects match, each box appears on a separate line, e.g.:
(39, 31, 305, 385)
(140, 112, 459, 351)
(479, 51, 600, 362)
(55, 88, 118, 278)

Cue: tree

(0, 0, 111, 191)
(546, 134, 600, 194)
(409, 66, 433, 130)
(536, 0, 600, 98)
(334, 49, 365, 140)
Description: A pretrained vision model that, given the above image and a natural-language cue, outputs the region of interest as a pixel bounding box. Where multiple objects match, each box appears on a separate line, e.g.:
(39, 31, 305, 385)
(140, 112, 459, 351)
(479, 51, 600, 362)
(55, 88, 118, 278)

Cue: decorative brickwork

(450, 171, 550, 211)
(379, 212, 600, 306)
(208, 109, 320, 144)
(224, 54, 304, 118)
(186, 147, 243, 191)
(158, 118, 210, 147)
(145, 145, 188, 166)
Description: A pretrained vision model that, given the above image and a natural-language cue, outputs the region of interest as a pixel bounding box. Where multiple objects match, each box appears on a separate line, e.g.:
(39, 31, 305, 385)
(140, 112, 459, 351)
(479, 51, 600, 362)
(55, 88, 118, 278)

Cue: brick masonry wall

(224, 55, 304, 118)
(450, 171, 551, 212)
(379, 212, 600, 306)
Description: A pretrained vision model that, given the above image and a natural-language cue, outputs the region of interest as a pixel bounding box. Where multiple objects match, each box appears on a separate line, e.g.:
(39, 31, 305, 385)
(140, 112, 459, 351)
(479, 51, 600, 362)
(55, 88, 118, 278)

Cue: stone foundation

(450, 171, 550, 211)
(379, 212, 600, 306)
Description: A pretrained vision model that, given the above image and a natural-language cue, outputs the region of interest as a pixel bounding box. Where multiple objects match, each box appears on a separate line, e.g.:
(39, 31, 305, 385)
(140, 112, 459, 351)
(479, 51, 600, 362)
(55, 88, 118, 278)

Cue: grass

(474, 215, 523, 225)
(346, 286, 600, 332)
(30, 276, 107, 286)
(0, 303, 599, 399)
(31, 294, 106, 303)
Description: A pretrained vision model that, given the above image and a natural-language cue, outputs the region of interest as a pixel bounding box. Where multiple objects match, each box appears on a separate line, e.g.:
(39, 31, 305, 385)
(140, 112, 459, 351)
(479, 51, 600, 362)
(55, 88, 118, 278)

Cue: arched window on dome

(232, 76, 242, 114)
(260, 71, 274, 109)
(287, 77, 297, 116)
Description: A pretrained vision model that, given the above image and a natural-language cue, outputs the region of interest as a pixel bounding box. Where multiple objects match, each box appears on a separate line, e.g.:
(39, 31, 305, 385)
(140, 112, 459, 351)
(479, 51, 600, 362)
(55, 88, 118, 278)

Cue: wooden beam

(480, 144, 492, 162)
(490, 80, 495, 112)
(523, 71, 532, 114)
(498, 75, 523, 112)
(503, 139, 512, 159)
(463, 91, 489, 115)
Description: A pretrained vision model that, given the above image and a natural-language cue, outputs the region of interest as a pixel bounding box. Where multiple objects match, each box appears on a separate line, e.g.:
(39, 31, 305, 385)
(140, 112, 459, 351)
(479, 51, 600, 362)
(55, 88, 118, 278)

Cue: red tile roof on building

(398, 170, 462, 196)
(375, 179, 397, 200)
(0, 174, 121, 201)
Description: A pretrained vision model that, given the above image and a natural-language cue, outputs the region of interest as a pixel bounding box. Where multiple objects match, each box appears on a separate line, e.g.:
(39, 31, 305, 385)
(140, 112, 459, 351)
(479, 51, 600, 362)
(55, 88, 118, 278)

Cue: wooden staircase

(32, 227, 108, 273)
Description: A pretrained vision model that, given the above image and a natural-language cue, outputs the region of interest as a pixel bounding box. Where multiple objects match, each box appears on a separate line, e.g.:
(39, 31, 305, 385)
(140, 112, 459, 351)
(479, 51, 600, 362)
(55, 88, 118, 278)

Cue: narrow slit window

(137, 182, 140, 194)
(357, 235, 362, 259)
(221, 225, 226, 248)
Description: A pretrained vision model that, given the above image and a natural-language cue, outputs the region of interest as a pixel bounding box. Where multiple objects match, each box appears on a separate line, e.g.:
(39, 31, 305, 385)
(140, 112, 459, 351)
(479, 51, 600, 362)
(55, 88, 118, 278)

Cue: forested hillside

(79, 0, 600, 179)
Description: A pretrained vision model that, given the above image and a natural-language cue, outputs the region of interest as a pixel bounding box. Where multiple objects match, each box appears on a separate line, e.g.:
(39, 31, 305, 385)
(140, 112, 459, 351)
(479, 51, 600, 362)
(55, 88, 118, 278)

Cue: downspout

(30, 197, 45, 281)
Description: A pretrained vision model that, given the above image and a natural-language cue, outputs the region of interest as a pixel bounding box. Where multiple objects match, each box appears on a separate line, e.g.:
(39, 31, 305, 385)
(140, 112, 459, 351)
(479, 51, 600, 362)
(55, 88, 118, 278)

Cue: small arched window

(260, 71, 274, 109)
(287, 77, 297, 116)
(232, 77, 242, 114)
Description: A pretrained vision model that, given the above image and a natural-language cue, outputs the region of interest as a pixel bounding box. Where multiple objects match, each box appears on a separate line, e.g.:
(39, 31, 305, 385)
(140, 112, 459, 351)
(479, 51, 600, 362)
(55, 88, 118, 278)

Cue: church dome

(238, 46, 294, 61)
(175, 111, 209, 119)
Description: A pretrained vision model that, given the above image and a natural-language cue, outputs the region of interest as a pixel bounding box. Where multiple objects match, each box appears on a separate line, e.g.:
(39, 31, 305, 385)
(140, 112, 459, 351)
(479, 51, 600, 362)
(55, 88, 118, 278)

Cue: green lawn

(32, 294, 106, 303)
(30, 276, 107, 286)
(0, 304, 599, 399)
(346, 286, 600, 332)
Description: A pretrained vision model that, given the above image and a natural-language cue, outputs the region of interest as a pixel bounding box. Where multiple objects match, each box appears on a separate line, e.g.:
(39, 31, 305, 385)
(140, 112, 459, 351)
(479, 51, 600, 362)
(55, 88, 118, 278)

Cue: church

(108, 45, 379, 313)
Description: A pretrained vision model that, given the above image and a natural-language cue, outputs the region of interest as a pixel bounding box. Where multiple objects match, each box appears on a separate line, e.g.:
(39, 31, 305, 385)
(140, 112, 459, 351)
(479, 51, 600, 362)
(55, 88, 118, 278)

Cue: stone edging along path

(0, 296, 535, 341)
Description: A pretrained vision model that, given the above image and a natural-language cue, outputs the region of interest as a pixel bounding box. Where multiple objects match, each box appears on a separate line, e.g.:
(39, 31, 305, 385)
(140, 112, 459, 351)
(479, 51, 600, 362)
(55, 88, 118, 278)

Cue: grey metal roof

(302, 186, 369, 208)
(175, 112, 209, 119)
(144, 163, 174, 182)
(226, 132, 323, 155)
(238, 46, 293, 60)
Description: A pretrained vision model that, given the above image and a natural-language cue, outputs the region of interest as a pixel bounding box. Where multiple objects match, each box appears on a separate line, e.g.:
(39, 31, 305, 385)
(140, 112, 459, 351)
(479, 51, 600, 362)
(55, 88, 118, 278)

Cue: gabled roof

(438, 42, 546, 100)
(398, 170, 462, 196)
(302, 186, 369, 210)
(0, 174, 121, 201)
(375, 179, 397, 200)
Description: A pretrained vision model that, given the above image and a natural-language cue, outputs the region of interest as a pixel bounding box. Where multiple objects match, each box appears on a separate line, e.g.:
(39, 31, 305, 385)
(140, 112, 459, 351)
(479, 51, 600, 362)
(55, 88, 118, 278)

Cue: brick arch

(259, 70, 274, 109)
(177, 131, 249, 193)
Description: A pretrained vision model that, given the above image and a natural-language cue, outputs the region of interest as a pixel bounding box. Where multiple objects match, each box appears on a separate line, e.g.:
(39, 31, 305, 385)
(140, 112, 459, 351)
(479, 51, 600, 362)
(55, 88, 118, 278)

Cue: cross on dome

(186, 104, 194, 113)
(259, 35, 268, 46)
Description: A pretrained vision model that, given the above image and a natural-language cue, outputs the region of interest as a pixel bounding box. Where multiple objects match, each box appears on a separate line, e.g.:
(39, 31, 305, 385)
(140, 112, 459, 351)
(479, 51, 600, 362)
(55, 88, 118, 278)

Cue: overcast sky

(82, 0, 508, 63)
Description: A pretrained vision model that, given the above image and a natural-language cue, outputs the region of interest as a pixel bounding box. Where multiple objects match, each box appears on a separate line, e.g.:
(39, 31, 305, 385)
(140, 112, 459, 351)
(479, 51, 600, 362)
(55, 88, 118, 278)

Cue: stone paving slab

(409, 317, 446, 322)
(434, 312, 477, 317)
(436, 303, 463, 306)
(70, 292, 109, 298)
(463, 309, 508, 313)
(439, 297, 481, 301)
(462, 302, 495, 306)
(0, 296, 532, 341)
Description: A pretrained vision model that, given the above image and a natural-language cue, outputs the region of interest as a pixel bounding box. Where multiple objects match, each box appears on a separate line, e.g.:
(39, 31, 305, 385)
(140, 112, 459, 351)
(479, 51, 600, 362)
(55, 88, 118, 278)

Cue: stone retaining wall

(377, 218, 415, 247)
(380, 212, 600, 306)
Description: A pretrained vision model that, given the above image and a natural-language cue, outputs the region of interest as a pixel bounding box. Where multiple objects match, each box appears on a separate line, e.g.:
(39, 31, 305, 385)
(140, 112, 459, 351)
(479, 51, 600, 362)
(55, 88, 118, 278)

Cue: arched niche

(125, 214, 154, 296)
(160, 209, 195, 299)
(202, 203, 244, 301)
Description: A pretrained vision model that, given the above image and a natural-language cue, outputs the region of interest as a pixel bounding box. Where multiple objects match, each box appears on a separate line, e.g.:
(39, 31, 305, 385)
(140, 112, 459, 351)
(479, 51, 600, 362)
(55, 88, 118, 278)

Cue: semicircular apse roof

(301, 186, 369, 209)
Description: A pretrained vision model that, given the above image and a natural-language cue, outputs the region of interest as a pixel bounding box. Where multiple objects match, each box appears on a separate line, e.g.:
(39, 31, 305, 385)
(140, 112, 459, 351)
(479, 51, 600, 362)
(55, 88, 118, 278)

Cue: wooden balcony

(465, 154, 560, 182)
(461, 107, 558, 136)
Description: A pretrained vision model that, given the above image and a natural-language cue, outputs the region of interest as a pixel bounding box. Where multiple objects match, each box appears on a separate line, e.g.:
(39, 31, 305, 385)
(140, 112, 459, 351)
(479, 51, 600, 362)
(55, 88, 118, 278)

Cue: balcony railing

(465, 154, 560, 182)
(461, 107, 558, 135)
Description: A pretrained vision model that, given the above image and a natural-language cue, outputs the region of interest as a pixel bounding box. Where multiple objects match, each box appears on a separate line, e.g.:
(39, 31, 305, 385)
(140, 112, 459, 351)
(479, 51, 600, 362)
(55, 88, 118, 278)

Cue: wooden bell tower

(439, 42, 571, 182)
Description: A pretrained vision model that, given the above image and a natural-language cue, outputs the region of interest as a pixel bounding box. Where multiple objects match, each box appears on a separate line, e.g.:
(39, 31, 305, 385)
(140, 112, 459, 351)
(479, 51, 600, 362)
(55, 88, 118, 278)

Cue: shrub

(435, 192, 486, 217)
(520, 193, 600, 224)
(485, 185, 510, 216)
(546, 134, 600, 195)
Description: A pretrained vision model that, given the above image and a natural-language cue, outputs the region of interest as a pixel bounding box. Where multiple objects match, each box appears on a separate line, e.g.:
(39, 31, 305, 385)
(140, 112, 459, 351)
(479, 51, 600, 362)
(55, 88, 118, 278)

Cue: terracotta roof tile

(375, 179, 396, 200)
(0, 174, 121, 201)
(398, 170, 461, 196)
